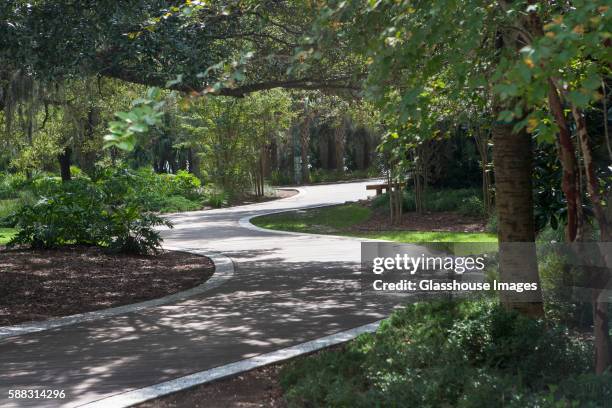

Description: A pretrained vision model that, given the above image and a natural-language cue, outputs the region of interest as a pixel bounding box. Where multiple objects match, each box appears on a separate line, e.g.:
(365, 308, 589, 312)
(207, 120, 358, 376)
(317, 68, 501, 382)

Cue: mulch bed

(0, 246, 214, 326)
(352, 203, 486, 233)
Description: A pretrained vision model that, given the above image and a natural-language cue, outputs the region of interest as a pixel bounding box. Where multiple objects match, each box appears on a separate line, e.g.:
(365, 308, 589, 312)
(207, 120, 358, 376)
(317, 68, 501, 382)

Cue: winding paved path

(0, 180, 403, 407)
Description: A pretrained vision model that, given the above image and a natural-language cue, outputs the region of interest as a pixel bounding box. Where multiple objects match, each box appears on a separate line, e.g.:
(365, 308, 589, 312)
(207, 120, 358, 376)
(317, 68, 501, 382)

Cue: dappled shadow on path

(0, 255, 404, 407)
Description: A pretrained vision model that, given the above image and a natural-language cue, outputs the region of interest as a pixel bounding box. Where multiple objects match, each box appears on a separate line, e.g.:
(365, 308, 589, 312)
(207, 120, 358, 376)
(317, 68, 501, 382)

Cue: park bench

(366, 183, 389, 196)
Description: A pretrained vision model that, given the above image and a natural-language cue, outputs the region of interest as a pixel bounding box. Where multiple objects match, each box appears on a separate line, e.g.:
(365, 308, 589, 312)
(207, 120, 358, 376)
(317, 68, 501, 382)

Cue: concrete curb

(0, 249, 234, 340)
(78, 320, 382, 408)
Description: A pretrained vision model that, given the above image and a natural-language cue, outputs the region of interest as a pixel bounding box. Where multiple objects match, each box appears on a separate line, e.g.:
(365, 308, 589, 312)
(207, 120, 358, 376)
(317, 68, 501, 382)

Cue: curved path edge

(0, 250, 234, 340)
(0, 187, 303, 340)
(79, 320, 382, 408)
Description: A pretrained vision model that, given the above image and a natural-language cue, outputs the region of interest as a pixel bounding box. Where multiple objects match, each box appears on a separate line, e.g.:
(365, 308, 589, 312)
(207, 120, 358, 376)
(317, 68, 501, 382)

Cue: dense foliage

(7, 171, 173, 254)
(281, 299, 609, 407)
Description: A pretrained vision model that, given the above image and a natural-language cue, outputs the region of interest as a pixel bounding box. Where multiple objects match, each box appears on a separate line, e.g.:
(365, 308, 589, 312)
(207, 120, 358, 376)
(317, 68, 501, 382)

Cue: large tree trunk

(58, 147, 72, 182)
(492, 117, 544, 317)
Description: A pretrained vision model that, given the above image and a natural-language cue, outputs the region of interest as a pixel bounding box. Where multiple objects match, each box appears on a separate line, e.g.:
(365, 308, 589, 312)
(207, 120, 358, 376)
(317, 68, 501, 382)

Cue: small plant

(486, 213, 498, 233)
(205, 187, 229, 208)
(104, 203, 172, 254)
(0, 172, 28, 199)
(158, 195, 201, 213)
(458, 196, 484, 217)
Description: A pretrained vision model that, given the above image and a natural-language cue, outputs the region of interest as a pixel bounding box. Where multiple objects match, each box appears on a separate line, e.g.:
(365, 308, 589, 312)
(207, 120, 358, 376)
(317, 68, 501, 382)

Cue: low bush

(205, 187, 230, 208)
(0, 172, 29, 199)
(458, 196, 484, 216)
(0, 199, 20, 227)
(158, 195, 202, 213)
(373, 188, 482, 214)
(103, 203, 170, 254)
(8, 173, 172, 254)
(281, 299, 604, 407)
(485, 213, 497, 233)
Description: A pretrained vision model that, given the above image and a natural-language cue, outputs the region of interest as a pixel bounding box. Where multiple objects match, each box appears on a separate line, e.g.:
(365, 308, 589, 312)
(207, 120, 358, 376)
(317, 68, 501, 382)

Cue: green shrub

(103, 203, 171, 254)
(0, 172, 29, 199)
(458, 196, 484, 216)
(171, 170, 201, 198)
(372, 188, 481, 213)
(205, 187, 229, 208)
(0, 199, 21, 227)
(268, 169, 292, 186)
(486, 213, 497, 233)
(8, 173, 172, 254)
(281, 299, 595, 407)
(9, 179, 106, 248)
(538, 249, 593, 328)
(158, 195, 201, 213)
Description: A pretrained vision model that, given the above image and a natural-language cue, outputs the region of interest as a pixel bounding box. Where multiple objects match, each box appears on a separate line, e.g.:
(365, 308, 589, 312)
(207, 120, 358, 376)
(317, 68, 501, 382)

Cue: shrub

(205, 187, 230, 208)
(269, 169, 293, 186)
(372, 188, 482, 213)
(103, 203, 171, 254)
(170, 170, 201, 199)
(281, 299, 595, 407)
(0, 199, 20, 227)
(158, 195, 202, 213)
(486, 213, 497, 233)
(8, 173, 173, 254)
(9, 179, 106, 248)
(458, 196, 484, 217)
(0, 172, 28, 199)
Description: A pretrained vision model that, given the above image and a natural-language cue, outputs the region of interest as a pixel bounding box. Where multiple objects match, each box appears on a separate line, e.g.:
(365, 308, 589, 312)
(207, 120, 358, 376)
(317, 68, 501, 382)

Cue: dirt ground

(353, 203, 486, 233)
(0, 246, 214, 325)
(228, 189, 299, 207)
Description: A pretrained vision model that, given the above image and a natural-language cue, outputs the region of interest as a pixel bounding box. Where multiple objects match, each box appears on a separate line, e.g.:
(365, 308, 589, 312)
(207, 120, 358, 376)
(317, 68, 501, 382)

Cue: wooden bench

(366, 183, 389, 196)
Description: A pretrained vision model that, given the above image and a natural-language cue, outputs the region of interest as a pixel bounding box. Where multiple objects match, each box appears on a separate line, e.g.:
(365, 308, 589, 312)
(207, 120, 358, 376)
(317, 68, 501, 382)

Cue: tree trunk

(335, 119, 345, 172)
(474, 128, 493, 215)
(492, 117, 544, 317)
(58, 147, 72, 182)
(548, 81, 579, 241)
(572, 105, 612, 373)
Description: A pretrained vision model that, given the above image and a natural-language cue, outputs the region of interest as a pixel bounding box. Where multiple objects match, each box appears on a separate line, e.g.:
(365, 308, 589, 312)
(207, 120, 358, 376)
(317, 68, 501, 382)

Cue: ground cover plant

(280, 299, 610, 407)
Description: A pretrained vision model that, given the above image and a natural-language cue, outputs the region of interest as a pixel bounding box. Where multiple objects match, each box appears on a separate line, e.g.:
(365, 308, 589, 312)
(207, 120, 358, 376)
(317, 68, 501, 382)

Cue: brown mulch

(0, 246, 214, 326)
(137, 363, 286, 408)
(352, 203, 486, 233)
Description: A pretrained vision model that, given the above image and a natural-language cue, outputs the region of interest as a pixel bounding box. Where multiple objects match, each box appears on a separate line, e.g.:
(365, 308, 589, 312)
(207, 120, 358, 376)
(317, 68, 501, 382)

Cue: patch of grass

(252, 203, 496, 243)
(252, 204, 372, 233)
(0, 228, 17, 245)
(350, 230, 498, 243)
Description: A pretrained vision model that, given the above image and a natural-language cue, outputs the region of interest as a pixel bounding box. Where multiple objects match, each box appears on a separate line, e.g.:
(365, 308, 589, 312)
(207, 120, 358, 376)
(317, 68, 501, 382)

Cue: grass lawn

(254, 204, 372, 233)
(0, 228, 17, 245)
(251, 204, 497, 243)
(351, 230, 497, 242)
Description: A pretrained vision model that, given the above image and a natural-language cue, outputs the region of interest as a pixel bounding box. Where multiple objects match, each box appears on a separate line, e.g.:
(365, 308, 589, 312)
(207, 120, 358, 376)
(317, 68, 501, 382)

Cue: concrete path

(0, 180, 403, 407)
